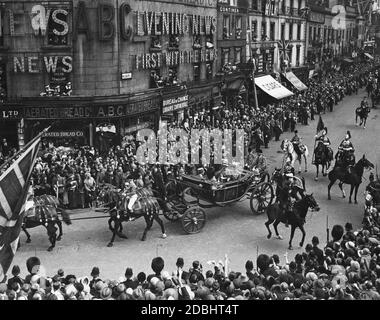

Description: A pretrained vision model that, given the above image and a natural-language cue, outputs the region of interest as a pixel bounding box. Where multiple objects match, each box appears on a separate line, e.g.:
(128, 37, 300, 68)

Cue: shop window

(165, 67, 179, 86)
(151, 35, 162, 51)
(270, 22, 275, 41)
(47, 8, 69, 46)
(281, 0, 286, 14)
(193, 35, 202, 49)
(252, 0, 258, 10)
(297, 24, 301, 40)
(0, 61, 6, 103)
(236, 16, 242, 39)
(261, 0, 266, 12)
(206, 35, 214, 49)
(193, 64, 201, 82)
(223, 15, 230, 39)
(281, 23, 285, 40)
(251, 20, 257, 41)
(261, 21, 267, 41)
(206, 62, 213, 80)
(150, 69, 164, 88)
(168, 35, 179, 49)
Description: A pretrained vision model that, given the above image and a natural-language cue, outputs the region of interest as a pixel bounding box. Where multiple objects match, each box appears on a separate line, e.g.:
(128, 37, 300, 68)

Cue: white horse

(281, 139, 309, 174)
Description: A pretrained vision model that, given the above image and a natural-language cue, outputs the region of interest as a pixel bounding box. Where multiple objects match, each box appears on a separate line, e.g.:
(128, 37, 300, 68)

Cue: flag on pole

(316, 115, 325, 134)
(0, 132, 43, 282)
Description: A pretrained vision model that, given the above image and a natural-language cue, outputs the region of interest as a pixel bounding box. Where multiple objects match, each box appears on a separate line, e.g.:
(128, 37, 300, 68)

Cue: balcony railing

(279, 6, 301, 17)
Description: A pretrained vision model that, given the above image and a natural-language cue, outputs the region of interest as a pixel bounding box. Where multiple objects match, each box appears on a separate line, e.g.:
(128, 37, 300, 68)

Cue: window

(222, 49, 230, 66)
(0, 9, 4, 47)
(270, 22, 275, 41)
(167, 67, 178, 86)
(288, 45, 293, 65)
(309, 26, 312, 44)
(235, 48, 242, 65)
(313, 26, 317, 41)
(281, 23, 285, 40)
(289, 23, 293, 40)
(296, 46, 300, 66)
(261, 21, 267, 40)
(206, 63, 213, 80)
(150, 69, 163, 88)
(252, 0, 259, 10)
(297, 24, 301, 40)
(261, 0, 266, 12)
(251, 20, 258, 41)
(324, 27, 327, 42)
(223, 15, 230, 39)
(151, 36, 162, 50)
(0, 61, 7, 102)
(236, 16, 242, 39)
(193, 64, 201, 82)
(48, 8, 68, 46)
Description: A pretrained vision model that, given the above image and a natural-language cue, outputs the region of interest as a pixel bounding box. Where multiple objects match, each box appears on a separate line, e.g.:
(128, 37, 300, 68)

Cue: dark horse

(97, 184, 168, 247)
(22, 195, 71, 251)
(355, 106, 370, 128)
(265, 194, 320, 250)
(313, 141, 333, 181)
(328, 155, 374, 204)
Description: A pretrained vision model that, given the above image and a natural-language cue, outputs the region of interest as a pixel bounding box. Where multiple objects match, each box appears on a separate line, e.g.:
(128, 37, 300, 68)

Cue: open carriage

(366, 179, 380, 210)
(163, 168, 274, 234)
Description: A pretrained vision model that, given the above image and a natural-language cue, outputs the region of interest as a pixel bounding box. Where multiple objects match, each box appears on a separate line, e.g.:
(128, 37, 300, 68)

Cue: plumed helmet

(346, 130, 351, 139)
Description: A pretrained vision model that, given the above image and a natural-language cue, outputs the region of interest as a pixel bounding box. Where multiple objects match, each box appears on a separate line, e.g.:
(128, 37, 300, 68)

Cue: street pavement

(11, 89, 380, 280)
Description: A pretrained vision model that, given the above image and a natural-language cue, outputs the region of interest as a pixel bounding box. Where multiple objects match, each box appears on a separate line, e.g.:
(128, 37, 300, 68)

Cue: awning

(343, 58, 353, 63)
(283, 71, 308, 91)
(364, 53, 374, 60)
(255, 75, 294, 100)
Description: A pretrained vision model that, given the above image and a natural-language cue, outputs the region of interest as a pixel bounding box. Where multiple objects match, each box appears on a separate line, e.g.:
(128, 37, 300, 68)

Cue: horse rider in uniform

(336, 130, 355, 175)
(253, 149, 267, 176)
(125, 179, 138, 219)
(290, 130, 303, 162)
(314, 127, 333, 163)
(278, 172, 304, 227)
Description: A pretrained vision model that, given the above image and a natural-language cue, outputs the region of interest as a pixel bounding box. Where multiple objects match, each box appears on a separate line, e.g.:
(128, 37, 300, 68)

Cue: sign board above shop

(162, 95, 189, 114)
(43, 131, 84, 138)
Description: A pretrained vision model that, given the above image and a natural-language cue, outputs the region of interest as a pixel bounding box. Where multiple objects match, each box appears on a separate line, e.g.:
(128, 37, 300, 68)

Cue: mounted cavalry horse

(96, 184, 168, 247)
(355, 105, 371, 129)
(328, 154, 374, 204)
(281, 139, 309, 174)
(22, 194, 71, 251)
(265, 175, 320, 250)
(313, 140, 333, 180)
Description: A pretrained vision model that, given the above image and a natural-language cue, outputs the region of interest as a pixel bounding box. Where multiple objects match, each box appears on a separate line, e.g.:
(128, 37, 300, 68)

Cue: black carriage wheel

(181, 207, 206, 234)
(250, 182, 274, 215)
(163, 209, 180, 222)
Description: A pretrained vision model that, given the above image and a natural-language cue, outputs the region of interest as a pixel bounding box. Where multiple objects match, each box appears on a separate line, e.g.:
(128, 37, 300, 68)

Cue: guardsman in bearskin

(336, 130, 355, 174)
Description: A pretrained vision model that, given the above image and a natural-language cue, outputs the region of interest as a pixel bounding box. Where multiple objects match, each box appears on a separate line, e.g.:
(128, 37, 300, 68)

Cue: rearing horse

(281, 139, 309, 174)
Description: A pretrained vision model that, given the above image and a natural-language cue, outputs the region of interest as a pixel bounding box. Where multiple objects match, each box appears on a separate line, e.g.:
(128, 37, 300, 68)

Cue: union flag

(278, 39, 291, 62)
(0, 132, 44, 281)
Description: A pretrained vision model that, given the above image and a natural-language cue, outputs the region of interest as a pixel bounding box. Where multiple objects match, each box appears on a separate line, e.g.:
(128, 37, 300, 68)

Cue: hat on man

(91, 267, 100, 277)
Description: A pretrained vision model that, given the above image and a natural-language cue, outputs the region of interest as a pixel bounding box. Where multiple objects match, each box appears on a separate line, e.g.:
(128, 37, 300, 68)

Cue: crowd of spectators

(1, 210, 380, 300)
(1, 60, 378, 210)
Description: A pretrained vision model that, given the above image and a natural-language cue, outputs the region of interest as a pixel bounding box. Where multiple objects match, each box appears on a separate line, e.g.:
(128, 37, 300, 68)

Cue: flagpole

(0, 125, 53, 172)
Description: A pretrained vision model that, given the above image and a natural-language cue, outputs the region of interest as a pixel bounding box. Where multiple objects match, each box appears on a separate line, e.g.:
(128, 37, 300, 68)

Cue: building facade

(0, 0, 220, 148)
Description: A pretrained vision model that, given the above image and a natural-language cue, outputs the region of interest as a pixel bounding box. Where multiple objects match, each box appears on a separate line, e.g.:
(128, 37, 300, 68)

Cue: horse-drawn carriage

(163, 168, 274, 234)
(366, 178, 380, 210)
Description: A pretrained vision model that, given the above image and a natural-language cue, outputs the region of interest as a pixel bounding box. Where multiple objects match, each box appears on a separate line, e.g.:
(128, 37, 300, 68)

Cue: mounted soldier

(314, 127, 333, 163)
(335, 130, 355, 175)
(278, 172, 305, 228)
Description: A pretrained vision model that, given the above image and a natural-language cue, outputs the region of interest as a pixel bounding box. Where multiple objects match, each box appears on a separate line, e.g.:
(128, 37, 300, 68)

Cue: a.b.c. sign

(43, 131, 84, 138)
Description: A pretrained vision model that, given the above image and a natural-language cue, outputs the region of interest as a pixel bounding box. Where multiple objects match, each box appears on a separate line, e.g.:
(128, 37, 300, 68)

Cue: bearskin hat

(26, 257, 41, 274)
(331, 225, 344, 242)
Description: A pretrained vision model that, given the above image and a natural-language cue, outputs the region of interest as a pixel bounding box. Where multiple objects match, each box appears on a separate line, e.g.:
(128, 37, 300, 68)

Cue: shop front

(0, 108, 22, 150)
